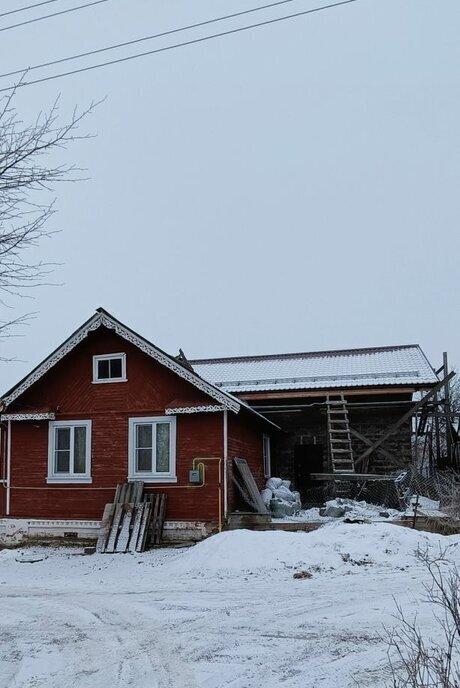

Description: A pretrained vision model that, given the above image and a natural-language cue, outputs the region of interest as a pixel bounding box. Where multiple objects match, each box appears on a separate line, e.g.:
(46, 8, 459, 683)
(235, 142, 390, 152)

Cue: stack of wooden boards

(96, 482, 167, 553)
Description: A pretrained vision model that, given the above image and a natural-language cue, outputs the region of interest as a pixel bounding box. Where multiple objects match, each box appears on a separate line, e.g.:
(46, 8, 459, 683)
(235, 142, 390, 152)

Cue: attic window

(93, 353, 127, 383)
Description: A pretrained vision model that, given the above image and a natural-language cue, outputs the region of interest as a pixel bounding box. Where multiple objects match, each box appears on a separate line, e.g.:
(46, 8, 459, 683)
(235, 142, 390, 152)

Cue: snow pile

(260, 477, 301, 517)
(168, 522, 460, 577)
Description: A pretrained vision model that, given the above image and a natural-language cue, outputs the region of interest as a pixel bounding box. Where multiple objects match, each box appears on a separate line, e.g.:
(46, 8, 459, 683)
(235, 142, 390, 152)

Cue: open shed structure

(193, 345, 457, 500)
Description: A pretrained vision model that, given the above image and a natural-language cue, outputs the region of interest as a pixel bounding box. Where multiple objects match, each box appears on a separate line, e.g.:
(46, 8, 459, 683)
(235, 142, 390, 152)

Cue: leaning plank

(150, 494, 167, 547)
(136, 502, 153, 553)
(104, 503, 124, 553)
(132, 481, 144, 504)
(96, 503, 115, 553)
(151, 495, 160, 542)
(115, 504, 134, 553)
(118, 484, 128, 504)
(128, 503, 145, 553)
(152, 494, 167, 546)
(233, 473, 257, 511)
(233, 457, 269, 514)
(114, 484, 123, 503)
(132, 502, 147, 552)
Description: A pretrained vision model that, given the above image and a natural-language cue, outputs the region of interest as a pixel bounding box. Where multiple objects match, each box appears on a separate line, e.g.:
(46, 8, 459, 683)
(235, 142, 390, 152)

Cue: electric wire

(0, 0, 111, 33)
(0, 0, 359, 92)
(0, 0, 61, 19)
(0, 0, 302, 80)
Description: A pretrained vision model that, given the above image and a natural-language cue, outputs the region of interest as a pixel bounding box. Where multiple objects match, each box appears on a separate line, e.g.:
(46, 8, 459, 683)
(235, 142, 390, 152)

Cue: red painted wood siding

(2, 327, 226, 522)
(227, 411, 266, 512)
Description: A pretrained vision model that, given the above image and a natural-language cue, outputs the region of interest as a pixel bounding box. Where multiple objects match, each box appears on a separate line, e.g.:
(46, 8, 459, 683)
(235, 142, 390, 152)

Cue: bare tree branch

(387, 546, 460, 687)
(0, 81, 100, 360)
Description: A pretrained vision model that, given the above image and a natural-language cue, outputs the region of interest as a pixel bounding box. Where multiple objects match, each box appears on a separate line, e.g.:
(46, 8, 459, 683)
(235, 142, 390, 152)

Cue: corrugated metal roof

(191, 345, 438, 393)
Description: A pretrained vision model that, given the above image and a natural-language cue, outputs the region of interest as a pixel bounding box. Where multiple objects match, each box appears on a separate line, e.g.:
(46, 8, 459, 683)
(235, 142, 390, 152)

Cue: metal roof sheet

(192, 345, 438, 393)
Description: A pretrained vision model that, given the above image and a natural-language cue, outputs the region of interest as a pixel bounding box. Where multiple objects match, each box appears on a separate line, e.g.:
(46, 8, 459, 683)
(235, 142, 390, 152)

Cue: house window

(263, 434, 271, 478)
(48, 420, 92, 483)
(128, 416, 176, 482)
(93, 353, 126, 383)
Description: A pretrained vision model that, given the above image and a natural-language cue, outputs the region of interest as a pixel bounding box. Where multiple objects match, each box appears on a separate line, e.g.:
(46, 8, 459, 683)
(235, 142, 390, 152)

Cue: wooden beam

(354, 372, 456, 466)
(349, 427, 397, 463)
(310, 473, 393, 482)
(239, 386, 425, 401)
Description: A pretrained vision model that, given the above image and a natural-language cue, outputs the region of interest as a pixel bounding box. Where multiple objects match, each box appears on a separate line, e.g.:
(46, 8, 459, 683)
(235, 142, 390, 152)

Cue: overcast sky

(0, 0, 459, 391)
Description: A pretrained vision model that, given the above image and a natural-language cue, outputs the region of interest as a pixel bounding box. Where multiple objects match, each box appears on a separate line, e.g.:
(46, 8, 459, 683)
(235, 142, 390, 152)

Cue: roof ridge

(191, 344, 421, 365)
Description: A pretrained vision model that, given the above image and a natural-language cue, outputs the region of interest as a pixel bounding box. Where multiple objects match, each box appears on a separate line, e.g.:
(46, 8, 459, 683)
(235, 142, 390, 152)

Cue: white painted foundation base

(0, 518, 213, 546)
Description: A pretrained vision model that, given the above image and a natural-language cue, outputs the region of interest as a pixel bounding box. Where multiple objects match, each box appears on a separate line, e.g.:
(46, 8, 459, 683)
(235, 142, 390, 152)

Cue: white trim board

(1, 413, 55, 421)
(165, 405, 225, 415)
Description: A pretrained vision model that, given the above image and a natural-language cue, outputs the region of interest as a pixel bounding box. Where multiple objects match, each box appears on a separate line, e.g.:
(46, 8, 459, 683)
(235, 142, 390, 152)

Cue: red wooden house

(0, 309, 275, 543)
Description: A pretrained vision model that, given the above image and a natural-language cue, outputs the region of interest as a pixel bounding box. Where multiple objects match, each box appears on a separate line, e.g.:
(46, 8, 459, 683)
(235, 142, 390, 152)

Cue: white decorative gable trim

(1, 311, 240, 413)
(1, 413, 55, 421)
(165, 405, 225, 415)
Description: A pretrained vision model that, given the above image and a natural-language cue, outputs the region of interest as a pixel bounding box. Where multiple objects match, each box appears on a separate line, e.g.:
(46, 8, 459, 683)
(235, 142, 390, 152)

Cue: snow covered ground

(1, 522, 459, 688)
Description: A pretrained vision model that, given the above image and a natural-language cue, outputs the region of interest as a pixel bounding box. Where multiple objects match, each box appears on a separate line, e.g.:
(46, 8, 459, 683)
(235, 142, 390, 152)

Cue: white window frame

(47, 420, 92, 484)
(128, 416, 177, 483)
(263, 434, 271, 479)
(92, 353, 127, 384)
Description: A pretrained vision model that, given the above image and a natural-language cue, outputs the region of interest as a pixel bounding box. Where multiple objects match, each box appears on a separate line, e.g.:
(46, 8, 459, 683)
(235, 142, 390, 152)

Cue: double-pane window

(93, 353, 126, 383)
(48, 421, 92, 482)
(129, 417, 176, 482)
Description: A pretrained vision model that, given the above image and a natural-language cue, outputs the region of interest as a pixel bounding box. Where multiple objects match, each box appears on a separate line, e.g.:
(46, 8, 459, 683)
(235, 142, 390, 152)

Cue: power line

(0, 0, 61, 19)
(1, 0, 301, 79)
(0, 0, 110, 33)
(0, 0, 359, 92)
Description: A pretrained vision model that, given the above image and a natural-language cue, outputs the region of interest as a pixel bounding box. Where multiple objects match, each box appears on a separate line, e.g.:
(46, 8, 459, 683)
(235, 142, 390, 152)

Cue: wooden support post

(444, 352, 452, 464)
(354, 373, 456, 467)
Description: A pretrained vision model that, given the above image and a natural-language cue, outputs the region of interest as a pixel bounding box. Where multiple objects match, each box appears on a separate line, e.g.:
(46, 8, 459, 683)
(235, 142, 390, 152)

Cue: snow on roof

(191, 345, 438, 393)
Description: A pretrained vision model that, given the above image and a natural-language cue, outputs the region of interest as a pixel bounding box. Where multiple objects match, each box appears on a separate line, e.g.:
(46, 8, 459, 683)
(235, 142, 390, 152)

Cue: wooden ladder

(326, 393, 355, 493)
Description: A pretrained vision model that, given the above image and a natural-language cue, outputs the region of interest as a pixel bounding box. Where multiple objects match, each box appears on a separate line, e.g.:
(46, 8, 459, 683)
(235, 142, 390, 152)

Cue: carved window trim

(0, 413, 55, 421)
(165, 405, 225, 415)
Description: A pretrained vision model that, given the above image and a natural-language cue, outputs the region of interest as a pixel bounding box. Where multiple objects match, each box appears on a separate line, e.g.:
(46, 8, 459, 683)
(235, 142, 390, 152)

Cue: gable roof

(1, 308, 242, 413)
(191, 345, 439, 394)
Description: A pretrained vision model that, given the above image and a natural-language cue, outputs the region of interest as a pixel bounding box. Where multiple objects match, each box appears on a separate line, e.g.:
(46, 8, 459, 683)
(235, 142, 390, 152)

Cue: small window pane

(109, 358, 122, 378)
(156, 423, 170, 472)
(136, 424, 152, 449)
(55, 450, 70, 473)
(97, 359, 110, 379)
(74, 426, 87, 474)
(136, 447, 152, 472)
(56, 427, 71, 451)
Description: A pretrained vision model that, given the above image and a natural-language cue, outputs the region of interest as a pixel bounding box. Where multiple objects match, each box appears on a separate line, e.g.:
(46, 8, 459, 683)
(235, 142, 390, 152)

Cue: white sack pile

(260, 477, 302, 518)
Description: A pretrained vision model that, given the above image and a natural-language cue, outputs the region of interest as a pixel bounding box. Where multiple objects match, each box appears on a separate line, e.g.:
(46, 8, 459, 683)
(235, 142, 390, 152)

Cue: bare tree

(0, 83, 97, 353)
(387, 546, 460, 687)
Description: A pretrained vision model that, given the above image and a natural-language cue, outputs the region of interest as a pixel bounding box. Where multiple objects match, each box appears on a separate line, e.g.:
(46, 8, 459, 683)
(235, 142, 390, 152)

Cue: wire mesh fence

(302, 467, 460, 515)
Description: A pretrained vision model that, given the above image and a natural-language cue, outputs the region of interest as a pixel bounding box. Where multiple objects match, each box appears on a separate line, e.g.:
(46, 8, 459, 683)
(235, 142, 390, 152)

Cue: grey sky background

(0, 0, 459, 392)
